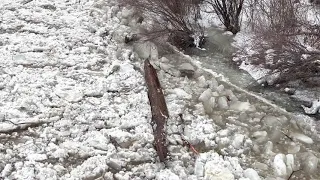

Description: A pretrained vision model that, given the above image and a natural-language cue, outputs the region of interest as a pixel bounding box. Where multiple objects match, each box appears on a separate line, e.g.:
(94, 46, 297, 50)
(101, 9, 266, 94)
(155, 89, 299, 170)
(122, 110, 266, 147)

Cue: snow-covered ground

(0, 0, 319, 179)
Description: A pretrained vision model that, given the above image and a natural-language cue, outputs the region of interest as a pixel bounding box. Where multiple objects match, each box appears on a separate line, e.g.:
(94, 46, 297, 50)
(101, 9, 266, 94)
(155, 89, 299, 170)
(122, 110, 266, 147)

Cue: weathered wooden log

(144, 59, 169, 162)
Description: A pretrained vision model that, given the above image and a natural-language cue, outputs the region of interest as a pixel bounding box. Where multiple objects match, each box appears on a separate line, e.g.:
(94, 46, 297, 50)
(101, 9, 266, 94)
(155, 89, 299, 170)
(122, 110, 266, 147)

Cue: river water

(187, 28, 311, 114)
(154, 28, 320, 179)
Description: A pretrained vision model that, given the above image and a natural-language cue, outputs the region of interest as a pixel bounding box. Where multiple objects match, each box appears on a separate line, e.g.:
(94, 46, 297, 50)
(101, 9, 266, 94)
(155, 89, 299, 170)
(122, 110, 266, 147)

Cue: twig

(288, 169, 301, 180)
(182, 137, 199, 155)
(281, 131, 293, 141)
(178, 113, 199, 154)
(0, 116, 60, 134)
(0, 121, 47, 134)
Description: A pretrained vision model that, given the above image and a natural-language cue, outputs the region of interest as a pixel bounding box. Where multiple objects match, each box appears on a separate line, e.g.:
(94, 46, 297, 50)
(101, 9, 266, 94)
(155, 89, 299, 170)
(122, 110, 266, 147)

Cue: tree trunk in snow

(144, 59, 169, 162)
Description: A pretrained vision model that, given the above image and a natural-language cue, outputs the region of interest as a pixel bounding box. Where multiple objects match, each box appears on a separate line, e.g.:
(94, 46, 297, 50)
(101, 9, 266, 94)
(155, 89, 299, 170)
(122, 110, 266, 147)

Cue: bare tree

(310, 0, 320, 5)
(204, 0, 244, 34)
(121, 0, 204, 50)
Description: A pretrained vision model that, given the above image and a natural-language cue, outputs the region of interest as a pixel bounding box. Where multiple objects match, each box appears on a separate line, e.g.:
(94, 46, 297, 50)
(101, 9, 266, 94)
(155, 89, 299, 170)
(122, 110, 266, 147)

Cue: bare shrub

(204, 0, 244, 34)
(246, 0, 320, 85)
(120, 0, 204, 50)
(310, 0, 320, 5)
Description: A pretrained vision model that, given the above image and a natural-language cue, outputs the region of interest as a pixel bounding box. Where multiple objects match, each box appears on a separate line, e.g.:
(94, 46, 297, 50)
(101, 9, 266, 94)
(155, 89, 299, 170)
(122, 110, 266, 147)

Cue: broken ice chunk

(179, 63, 195, 78)
(286, 154, 295, 176)
(287, 142, 300, 154)
(301, 99, 320, 115)
(232, 134, 245, 149)
(27, 153, 48, 161)
(199, 89, 212, 102)
(194, 159, 205, 177)
(198, 76, 208, 88)
(204, 161, 234, 180)
(290, 132, 313, 144)
(229, 101, 255, 112)
(55, 88, 84, 103)
(172, 88, 192, 100)
(244, 168, 261, 180)
(273, 154, 287, 177)
(302, 153, 318, 173)
(225, 89, 238, 101)
(264, 141, 274, 155)
(217, 96, 229, 109)
(202, 97, 215, 114)
(209, 77, 219, 90)
(216, 84, 224, 94)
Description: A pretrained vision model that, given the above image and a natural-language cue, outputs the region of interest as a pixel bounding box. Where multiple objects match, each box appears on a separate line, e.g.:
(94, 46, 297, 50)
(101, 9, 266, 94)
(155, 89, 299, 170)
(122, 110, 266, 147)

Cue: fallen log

(144, 59, 169, 162)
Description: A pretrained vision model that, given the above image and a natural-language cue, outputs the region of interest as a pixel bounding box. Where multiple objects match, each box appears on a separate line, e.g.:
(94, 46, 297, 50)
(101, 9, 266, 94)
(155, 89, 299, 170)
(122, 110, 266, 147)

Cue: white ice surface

(0, 0, 253, 179)
(1, 0, 319, 180)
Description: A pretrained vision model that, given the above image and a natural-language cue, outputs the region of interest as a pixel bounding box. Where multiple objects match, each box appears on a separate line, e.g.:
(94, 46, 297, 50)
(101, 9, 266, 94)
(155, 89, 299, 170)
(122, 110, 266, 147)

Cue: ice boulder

(232, 134, 245, 149)
(302, 153, 318, 173)
(212, 91, 219, 97)
(285, 154, 294, 176)
(198, 76, 208, 88)
(179, 63, 195, 78)
(264, 141, 274, 156)
(202, 97, 216, 114)
(261, 116, 282, 127)
(290, 132, 313, 144)
(216, 85, 225, 94)
(229, 101, 256, 112)
(273, 154, 287, 177)
(301, 99, 320, 115)
(251, 131, 268, 143)
(225, 89, 238, 101)
(27, 154, 48, 161)
(120, 7, 134, 19)
(156, 169, 179, 180)
(244, 168, 261, 180)
(195, 159, 205, 177)
(172, 88, 192, 100)
(199, 89, 212, 102)
(159, 62, 174, 72)
(209, 77, 219, 90)
(204, 161, 235, 180)
(55, 88, 84, 103)
(217, 96, 229, 109)
(287, 142, 300, 154)
(133, 41, 158, 60)
(160, 57, 170, 63)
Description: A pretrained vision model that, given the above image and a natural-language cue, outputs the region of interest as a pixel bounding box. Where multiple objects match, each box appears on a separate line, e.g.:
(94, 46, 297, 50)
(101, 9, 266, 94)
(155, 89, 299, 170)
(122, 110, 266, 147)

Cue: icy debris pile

(195, 152, 244, 179)
(198, 75, 256, 114)
(271, 152, 318, 178)
(169, 60, 320, 179)
(0, 0, 157, 179)
(156, 63, 260, 179)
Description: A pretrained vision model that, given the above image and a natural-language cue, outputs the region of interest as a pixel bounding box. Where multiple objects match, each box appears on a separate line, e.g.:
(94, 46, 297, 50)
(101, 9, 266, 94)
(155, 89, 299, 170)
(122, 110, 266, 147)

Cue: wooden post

(144, 59, 169, 162)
